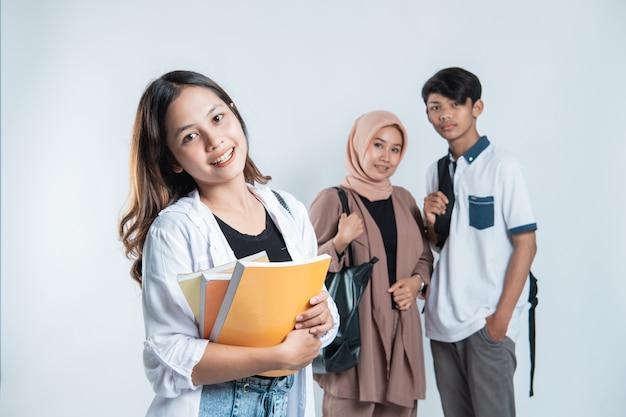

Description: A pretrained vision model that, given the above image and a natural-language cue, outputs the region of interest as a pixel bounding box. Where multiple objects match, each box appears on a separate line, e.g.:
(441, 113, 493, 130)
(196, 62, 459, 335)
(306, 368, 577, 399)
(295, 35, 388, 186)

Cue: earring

(173, 165, 183, 174)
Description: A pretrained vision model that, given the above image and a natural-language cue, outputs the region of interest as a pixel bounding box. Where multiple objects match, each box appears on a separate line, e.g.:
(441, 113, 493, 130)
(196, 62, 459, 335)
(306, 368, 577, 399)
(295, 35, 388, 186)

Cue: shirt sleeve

(309, 188, 347, 273)
(405, 190, 434, 285)
(500, 158, 537, 234)
(141, 217, 209, 398)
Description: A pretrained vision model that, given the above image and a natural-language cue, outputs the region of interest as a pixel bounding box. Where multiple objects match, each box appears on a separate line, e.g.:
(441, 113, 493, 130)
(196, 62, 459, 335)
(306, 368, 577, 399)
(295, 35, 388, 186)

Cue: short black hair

(421, 67, 482, 105)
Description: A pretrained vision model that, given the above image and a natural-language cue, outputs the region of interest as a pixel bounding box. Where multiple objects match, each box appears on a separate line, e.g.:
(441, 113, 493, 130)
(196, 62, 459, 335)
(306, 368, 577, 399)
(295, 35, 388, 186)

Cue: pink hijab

(340, 110, 408, 201)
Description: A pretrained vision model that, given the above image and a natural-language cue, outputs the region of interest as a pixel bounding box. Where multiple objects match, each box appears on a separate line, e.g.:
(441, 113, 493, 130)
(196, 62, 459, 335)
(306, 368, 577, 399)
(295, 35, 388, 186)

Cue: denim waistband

(237, 375, 292, 391)
(199, 374, 295, 416)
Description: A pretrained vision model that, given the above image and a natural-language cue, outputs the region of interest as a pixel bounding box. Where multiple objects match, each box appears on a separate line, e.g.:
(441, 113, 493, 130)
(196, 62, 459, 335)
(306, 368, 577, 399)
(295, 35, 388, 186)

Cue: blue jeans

(199, 375, 294, 417)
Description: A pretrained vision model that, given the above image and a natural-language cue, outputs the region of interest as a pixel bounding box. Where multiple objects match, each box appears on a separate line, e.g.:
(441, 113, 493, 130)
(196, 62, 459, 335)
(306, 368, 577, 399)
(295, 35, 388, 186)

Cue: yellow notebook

(209, 254, 331, 376)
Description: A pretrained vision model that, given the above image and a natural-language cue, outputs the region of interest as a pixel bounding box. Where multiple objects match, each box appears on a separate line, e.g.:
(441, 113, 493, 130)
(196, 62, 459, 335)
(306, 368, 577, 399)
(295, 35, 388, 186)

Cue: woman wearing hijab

(309, 110, 434, 416)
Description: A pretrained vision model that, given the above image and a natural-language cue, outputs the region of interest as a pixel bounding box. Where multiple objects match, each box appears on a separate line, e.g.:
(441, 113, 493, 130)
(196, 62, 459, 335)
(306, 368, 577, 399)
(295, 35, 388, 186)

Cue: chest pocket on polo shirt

(468, 195, 494, 230)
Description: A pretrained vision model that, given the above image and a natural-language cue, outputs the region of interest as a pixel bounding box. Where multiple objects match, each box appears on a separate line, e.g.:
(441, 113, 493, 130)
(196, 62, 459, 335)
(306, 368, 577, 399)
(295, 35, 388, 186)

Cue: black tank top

(214, 210, 292, 262)
(359, 195, 398, 308)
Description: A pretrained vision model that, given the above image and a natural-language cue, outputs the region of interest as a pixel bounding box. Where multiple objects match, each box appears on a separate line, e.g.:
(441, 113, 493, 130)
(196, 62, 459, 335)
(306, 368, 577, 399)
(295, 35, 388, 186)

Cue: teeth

(211, 148, 233, 165)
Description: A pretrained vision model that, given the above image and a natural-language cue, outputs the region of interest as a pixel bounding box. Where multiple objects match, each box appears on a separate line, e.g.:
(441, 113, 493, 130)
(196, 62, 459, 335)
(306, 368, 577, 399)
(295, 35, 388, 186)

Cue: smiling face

(361, 125, 404, 182)
(426, 93, 483, 157)
(164, 86, 248, 188)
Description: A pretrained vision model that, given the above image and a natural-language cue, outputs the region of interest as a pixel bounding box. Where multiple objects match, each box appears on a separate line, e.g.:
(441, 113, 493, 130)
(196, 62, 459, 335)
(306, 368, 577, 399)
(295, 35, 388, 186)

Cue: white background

(2, 1, 625, 416)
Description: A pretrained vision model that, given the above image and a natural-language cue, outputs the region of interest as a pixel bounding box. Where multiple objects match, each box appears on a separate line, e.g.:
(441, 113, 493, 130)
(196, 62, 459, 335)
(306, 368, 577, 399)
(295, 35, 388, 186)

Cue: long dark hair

(118, 70, 270, 285)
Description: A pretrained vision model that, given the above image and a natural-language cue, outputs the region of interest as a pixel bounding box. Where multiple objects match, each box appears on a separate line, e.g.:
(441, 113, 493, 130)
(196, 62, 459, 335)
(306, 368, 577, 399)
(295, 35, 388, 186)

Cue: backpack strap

(271, 189, 292, 217)
(435, 155, 455, 248)
(333, 187, 355, 267)
(528, 271, 539, 397)
(333, 186, 350, 215)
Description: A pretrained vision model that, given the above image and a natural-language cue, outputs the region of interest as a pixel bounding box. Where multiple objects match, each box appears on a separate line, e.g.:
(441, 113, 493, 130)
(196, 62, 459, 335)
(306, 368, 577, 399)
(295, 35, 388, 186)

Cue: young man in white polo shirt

(421, 67, 537, 417)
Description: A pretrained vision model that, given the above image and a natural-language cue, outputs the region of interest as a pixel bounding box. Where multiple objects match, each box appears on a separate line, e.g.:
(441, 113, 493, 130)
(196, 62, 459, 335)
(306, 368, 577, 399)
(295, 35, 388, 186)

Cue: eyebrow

(172, 104, 223, 137)
(373, 137, 402, 147)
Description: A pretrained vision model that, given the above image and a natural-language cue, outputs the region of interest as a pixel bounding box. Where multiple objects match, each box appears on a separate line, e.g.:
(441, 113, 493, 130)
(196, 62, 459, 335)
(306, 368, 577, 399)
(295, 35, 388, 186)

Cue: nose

(439, 110, 452, 121)
(202, 130, 223, 151)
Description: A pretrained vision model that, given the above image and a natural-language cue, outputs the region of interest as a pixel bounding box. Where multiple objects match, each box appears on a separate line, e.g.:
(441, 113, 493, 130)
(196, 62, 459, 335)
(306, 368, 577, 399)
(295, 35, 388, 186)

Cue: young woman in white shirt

(119, 70, 338, 417)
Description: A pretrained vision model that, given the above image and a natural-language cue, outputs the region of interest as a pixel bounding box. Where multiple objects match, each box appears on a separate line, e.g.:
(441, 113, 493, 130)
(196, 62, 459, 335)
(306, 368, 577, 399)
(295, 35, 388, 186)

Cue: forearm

(494, 231, 537, 322)
(425, 222, 438, 244)
(191, 343, 285, 385)
(416, 232, 435, 284)
(191, 324, 323, 385)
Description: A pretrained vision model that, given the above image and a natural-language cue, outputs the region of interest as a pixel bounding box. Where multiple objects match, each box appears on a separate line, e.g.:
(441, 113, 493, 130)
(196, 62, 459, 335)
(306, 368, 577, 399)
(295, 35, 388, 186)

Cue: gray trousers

(431, 327, 517, 417)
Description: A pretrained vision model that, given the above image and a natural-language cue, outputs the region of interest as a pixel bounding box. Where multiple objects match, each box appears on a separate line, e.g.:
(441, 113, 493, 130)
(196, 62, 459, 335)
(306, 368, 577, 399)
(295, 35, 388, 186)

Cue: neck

(199, 180, 267, 235)
(198, 178, 254, 213)
(449, 132, 481, 160)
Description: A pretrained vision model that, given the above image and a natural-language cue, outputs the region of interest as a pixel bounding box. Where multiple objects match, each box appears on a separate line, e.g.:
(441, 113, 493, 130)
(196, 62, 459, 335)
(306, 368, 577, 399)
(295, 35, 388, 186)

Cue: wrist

(331, 237, 347, 255)
(416, 274, 427, 296)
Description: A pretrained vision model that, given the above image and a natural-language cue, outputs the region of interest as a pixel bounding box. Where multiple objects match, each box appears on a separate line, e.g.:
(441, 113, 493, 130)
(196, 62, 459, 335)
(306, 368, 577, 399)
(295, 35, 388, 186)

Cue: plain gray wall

(2, 1, 625, 416)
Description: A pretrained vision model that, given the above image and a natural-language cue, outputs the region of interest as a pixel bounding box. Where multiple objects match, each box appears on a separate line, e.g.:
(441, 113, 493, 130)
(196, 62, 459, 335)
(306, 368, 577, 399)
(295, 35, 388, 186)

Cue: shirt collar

(449, 135, 490, 164)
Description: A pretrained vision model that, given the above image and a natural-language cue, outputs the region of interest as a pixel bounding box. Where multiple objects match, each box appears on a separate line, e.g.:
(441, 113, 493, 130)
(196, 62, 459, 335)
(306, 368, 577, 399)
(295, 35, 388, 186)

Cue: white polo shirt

(424, 136, 537, 343)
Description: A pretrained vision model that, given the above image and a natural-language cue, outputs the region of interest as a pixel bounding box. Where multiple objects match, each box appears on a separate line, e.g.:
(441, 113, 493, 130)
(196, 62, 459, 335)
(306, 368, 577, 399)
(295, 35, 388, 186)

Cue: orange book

(199, 274, 231, 339)
(209, 254, 331, 376)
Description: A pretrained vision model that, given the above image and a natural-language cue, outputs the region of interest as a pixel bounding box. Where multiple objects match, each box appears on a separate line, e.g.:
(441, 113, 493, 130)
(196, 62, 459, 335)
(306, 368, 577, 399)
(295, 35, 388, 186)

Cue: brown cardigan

(310, 186, 434, 408)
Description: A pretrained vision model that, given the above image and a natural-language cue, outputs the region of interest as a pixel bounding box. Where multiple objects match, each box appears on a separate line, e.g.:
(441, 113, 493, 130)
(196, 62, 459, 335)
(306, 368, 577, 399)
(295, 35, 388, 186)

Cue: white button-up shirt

(141, 184, 339, 417)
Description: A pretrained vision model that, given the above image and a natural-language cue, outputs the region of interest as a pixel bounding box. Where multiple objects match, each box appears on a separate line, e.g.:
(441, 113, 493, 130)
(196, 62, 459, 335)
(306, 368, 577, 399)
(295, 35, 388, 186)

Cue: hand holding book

(294, 288, 335, 335)
(179, 253, 332, 377)
(275, 327, 324, 371)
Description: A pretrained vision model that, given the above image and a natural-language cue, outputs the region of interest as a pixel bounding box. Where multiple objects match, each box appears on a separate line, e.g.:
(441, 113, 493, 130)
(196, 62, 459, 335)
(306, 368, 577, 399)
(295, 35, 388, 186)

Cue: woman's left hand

(294, 290, 333, 335)
(388, 276, 421, 311)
